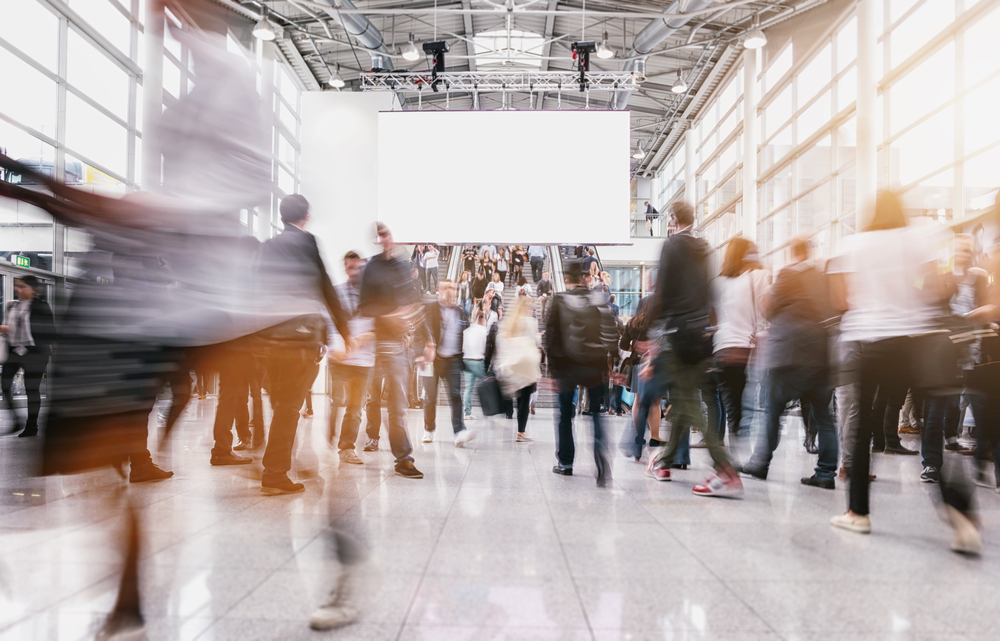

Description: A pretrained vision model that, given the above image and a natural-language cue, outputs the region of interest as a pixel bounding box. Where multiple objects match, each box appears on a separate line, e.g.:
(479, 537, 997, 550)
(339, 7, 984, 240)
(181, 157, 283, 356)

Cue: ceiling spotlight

(329, 63, 345, 88)
(632, 141, 646, 160)
(252, 11, 277, 41)
(671, 70, 687, 93)
(743, 14, 767, 49)
(596, 32, 615, 59)
(401, 33, 421, 61)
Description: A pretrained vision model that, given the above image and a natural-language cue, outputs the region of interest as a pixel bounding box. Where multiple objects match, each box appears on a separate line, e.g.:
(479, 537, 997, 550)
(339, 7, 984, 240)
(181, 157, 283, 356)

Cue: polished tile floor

(1, 397, 999, 640)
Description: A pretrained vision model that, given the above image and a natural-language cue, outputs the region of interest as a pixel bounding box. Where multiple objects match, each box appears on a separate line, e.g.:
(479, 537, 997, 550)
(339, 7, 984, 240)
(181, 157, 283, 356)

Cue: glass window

(0, 120, 56, 180)
(964, 74, 1000, 155)
(889, 105, 953, 186)
(798, 43, 832, 104)
(891, 0, 921, 24)
(719, 74, 739, 116)
(718, 136, 740, 177)
(840, 164, 857, 217)
(66, 153, 126, 188)
(0, 0, 59, 71)
(279, 67, 299, 109)
(796, 90, 832, 143)
(66, 0, 132, 56)
(279, 100, 297, 133)
(837, 117, 857, 169)
(901, 168, 954, 222)
(891, 0, 955, 68)
(765, 45, 793, 93)
(796, 180, 832, 234)
(889, 42, 953, 135)
(278, 165, 295, 195)
(963, 146, 1000, 214)
(763, 206, 792, 255)
(796, 135, 832, 194)
(67, 30, 130, 119)
(716, 171, 741, 208)
(0, 46, 58, 136)
(837, 65, 857, 111)
(278, 132, 296, 168)
(719, 99, 741, 140)
(765, 85, 793, 139)
(964, 7, 1000, 88)
(836, 16, 858, 73)
(761, 124, 793, 171)
(65, 93, 127, 177)
(163, 59, 182, 99)
(760, 165, 793, 215)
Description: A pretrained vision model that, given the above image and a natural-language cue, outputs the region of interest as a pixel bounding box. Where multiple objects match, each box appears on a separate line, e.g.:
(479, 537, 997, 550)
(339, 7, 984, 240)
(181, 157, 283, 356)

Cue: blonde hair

(500, 296, 534, 341)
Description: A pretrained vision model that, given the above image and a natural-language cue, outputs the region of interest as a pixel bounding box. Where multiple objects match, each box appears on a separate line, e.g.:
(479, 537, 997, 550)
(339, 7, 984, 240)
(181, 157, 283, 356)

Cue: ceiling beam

(461, 0, 477, 72)
(535, 0, 560, 109)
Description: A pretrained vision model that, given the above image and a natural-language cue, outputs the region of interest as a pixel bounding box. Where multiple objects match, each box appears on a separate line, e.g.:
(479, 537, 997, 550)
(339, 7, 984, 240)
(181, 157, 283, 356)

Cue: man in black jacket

(1, 275, 56, 437)
(418, 279, 475, 446)
(544, 259, 617, 486)
(647, 201, 742, 497)
(255, 195, 351, 495)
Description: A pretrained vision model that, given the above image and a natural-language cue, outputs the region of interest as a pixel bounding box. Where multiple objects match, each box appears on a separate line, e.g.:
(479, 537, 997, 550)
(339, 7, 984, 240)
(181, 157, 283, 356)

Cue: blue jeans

(922, 394, 960, 470)
(371, 342, 414, 464)
(424, 355, 465, 435)
(752, 366, 838, 480)
(555, 368, 609, 477)
(335, 365, 373, 452)
(463, 360, 485, 416)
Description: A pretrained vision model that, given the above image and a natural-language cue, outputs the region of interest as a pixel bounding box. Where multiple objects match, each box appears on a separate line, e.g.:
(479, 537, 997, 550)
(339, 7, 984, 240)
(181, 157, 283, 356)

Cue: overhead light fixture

(252, 9, 277, 42)
(329, 63, 345, 88)
(401, 33, 421, 61)
(632, 141, 646, 159)
(671, 70, 687, 93)
(743, 14, 767, 49)
(596, 32, 615, 59)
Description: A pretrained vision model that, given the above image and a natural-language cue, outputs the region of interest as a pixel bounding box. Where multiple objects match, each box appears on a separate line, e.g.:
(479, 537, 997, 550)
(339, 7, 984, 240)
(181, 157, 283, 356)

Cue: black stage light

(422, 40, 450, 91)
(571, 41, 596, 92)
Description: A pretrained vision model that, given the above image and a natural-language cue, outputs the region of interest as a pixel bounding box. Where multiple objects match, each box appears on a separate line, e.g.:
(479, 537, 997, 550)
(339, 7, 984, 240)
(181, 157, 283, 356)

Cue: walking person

(536, 270, 554, 322)
(418, 280, 475, 447)
(496, 296, 542, 442)
(1, 275, 56, 437)
(829, 192, 980, 554)
(458, 270, 472, 316)
(646, 202, 743, 497)
(544, 259, 618, 486)
(462, 308, 488, 421)
(645, 201, 659, 237)
(359, 222, 425, 479)
(528, 245, 546, 282)
(471, 270, 489, 311)
(738, 238, 839, 488)
(496, 248, 509, 287)
(710, 237, 769, 451)
(424, 244, 440, 294)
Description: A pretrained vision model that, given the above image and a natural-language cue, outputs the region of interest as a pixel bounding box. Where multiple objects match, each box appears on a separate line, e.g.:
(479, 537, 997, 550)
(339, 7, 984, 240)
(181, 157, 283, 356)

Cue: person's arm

(309, 236, 351, 343)
(762, 268, 792, 321)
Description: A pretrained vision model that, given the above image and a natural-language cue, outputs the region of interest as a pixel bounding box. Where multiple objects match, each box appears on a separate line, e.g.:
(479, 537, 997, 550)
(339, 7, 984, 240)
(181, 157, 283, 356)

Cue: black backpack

(557, 290, 616, 368)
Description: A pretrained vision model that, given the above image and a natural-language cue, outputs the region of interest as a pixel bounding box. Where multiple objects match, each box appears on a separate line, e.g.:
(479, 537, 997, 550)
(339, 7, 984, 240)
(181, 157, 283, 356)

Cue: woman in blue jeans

(462, 308, 488, 419)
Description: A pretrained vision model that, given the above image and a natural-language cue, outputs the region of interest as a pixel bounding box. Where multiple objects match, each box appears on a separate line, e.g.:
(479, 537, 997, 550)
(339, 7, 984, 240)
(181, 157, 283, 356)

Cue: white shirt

(712, 270, 770, 352)
(487, 280, 505, 296)
(828, 227, 936, 342)
(480, 245, 497, 259)
(517, 283, 533, 297)
(438, 305, 462, 358)
(425, 248, 439, 269)
(463, 323, 487, 359)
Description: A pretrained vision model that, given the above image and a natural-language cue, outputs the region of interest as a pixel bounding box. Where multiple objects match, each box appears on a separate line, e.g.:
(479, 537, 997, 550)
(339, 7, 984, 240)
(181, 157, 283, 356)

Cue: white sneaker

(516, 432, 533, 442)
(455, 429, 477, 448)
(830, 512, 872, 534)
(692, 473, 744, 499)
(422, 430, 434, 443)
(946, 505, 983, 555)
(309, 564, 375, 630)
(465, 414, 477, 421)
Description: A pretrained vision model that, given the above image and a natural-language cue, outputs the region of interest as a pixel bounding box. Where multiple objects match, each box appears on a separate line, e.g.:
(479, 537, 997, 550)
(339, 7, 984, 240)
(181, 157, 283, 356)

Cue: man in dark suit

(1, 275, 56, 437)
(418, 279, 475, 446)
(254, 194, 351, 495)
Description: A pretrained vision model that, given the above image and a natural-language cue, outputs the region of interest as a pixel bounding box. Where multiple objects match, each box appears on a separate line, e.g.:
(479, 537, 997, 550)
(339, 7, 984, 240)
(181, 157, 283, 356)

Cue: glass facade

(651, 0, 1000, 268)
(0, 0, 302, 297)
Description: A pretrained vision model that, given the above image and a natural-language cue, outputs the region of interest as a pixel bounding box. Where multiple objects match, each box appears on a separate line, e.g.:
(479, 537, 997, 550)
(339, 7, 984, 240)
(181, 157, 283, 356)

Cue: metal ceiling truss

(360, 69, 638, 94)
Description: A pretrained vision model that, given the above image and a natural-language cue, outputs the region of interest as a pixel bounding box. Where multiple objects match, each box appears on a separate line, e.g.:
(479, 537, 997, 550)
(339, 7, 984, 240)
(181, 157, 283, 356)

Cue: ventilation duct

(314, 0, 395, 71)
(612, 0, 717, 110)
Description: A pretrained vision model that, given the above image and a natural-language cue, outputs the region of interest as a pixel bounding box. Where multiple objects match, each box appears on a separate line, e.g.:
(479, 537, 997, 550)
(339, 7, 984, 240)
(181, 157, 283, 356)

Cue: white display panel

(377, 110, 631, 245)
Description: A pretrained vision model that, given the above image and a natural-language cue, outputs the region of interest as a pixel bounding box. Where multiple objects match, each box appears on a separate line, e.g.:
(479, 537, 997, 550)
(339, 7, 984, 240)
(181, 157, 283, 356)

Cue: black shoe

(395, 461, 424, 479)
(129, 462, 174, 483)
(233, 439, 252, 451)
(944, 442, 966, 452)
(17, 427, 38, 438)
(552, 464, 573, 476)
(596, 472, 611, 487)
(363, 438, 379, 452)
(261, 477, 305, 495)
(800, 474, 835, 490)
(736, 462, 768, 481)
(920, 466, 940, 483)
(884, 444, 918, 456)
(210, 451, 253, 466)
(803, 434, 818, 454)
(670, 463, 688, 470)
(871, 445, 885, 453)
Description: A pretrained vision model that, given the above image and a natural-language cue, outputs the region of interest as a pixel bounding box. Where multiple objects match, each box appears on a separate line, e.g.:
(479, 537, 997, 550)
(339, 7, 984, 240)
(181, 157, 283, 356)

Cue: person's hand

(327, 349, 348, 363)
(639, 361, 653, 381)
(635, 340, 653, 355)
(0, 325, 8, 335)
(423, 344, 436, 364)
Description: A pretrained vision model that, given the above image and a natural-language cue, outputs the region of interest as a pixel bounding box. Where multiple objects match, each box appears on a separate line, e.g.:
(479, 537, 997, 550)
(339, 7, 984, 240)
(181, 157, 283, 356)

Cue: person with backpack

(543, 259, 618, 486)
(645, 201, 744, 498)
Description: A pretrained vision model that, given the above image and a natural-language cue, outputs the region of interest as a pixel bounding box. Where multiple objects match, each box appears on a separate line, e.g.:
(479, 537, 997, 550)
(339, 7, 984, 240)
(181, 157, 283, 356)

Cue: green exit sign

(12, 255, 29, 268)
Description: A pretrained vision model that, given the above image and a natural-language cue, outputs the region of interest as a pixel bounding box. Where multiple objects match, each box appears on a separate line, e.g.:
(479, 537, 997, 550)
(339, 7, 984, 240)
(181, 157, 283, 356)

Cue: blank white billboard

(377, 110, 631, 245)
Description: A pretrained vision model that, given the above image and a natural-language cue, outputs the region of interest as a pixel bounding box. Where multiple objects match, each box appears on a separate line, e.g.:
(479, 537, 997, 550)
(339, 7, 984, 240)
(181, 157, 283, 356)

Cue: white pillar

(855, 0, 879, 229)
(684, 126, 696, 208)
(140, 0, 165, 192)
(257, 40, 277, 239)
(741, 47, 758, 243)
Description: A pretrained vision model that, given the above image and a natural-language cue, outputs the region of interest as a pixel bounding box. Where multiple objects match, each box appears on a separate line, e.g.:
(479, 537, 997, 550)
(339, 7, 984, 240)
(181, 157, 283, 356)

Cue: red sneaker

(693, 473, 744, 498)
(646, 460, 671, 482)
